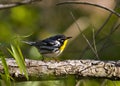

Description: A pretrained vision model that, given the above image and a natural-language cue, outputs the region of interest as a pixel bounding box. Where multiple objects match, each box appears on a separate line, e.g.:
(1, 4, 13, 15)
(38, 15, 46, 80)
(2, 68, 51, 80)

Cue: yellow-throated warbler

(23, 34, 72, 58)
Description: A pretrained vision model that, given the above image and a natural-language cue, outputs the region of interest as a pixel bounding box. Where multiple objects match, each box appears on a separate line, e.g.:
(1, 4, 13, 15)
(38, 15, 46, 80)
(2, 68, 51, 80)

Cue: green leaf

(8, 44, 28, 80)
(0, 51, 11, 86)
(17, 44, 24, 62)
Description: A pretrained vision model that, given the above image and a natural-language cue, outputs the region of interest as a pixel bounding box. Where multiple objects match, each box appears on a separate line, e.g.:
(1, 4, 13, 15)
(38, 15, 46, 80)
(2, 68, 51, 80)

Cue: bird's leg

(41, 55, 45, 61)
(41, 56, 50, 62)
(52, 57, 59, 62)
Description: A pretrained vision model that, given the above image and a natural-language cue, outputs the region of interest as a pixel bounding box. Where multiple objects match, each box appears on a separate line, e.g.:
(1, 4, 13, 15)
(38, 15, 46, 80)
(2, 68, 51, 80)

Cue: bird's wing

(36, 39, 60, 54)
(40, 39, 61, 47)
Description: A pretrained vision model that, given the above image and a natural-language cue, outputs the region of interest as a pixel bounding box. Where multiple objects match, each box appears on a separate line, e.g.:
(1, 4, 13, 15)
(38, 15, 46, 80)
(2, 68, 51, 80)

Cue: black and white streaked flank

(23, 34, 72, 57)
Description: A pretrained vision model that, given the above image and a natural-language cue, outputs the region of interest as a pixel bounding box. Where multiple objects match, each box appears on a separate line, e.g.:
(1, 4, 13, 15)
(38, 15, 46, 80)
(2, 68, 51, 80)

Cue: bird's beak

(66, 37, 72, 39)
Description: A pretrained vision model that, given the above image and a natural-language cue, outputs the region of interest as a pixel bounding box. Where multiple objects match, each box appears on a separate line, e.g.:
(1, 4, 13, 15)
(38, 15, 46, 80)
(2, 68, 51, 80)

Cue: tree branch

(0, 58, 120, 81)
(0, 0, 42, 9)
(57, 1, 120, 17)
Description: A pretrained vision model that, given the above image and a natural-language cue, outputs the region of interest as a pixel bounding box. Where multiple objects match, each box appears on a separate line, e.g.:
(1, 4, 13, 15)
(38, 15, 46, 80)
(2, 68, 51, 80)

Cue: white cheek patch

(54, 41, 61, 47)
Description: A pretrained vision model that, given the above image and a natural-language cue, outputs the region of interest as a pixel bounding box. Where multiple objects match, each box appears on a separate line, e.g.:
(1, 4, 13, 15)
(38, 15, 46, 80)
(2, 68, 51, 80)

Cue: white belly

(43, 50, 62, 57)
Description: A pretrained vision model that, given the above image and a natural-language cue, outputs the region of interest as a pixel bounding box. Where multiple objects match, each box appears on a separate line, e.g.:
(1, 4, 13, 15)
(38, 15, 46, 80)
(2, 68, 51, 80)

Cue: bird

(23, 34, 72, 60)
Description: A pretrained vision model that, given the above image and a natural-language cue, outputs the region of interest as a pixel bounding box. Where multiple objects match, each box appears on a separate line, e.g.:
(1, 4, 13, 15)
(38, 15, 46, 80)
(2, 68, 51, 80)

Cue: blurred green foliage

(0, 0, 120, 86)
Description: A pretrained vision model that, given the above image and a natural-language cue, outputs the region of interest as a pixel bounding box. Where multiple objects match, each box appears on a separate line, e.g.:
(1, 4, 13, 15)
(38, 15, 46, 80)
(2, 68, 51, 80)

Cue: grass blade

(8, 44, 28, 80)
(0, 51, 11, 86)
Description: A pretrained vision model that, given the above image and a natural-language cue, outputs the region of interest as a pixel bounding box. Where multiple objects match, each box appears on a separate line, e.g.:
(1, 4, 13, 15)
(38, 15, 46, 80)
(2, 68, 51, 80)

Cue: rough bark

(0, 58, 120, 81)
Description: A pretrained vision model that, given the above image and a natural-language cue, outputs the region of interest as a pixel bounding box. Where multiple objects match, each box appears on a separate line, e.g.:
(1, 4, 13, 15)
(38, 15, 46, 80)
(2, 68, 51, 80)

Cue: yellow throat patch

(60, 40, 68, 52)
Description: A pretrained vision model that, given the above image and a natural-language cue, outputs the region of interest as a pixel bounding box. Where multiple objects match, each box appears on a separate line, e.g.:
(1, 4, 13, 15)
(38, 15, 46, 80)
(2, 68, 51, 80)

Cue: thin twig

(0, 0, 42, 9)
(57, 1, 120, 17)
(92, 28, 99, 59)
(95, 13, 113, 38)
(80, 13, 113, 58)
(70, 12, 99, 59)
(98, 23, 120, 52)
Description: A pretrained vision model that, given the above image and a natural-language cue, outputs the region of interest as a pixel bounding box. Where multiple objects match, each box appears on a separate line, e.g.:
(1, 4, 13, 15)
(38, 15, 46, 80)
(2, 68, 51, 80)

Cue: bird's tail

(22, 41, 36, 46)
